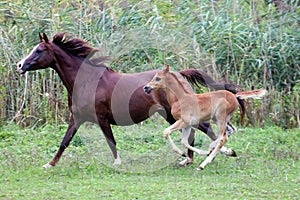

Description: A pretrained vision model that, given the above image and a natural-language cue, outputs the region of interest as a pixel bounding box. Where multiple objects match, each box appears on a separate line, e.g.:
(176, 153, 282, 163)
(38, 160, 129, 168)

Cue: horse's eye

(155, 77, 161, 81)
(36, 49, 43, 53)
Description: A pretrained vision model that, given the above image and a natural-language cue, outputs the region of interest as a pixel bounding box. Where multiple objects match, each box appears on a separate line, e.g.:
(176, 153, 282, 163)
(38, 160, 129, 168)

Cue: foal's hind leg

(198, 121, 228, 170)
(198, 123, 237, 157)
(181, 127, 210, 156)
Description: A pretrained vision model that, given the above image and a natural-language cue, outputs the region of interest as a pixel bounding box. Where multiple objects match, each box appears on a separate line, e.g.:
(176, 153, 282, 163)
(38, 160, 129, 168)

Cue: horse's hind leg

(178, 129, 195, 166)
(43, 116, 79, 168)
(226, 122, 236, 136)
(98, 118, 121, 165)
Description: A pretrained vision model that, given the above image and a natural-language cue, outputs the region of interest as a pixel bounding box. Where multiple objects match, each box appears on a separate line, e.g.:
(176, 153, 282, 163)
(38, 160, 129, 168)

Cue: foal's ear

(164, 64, 170, 73)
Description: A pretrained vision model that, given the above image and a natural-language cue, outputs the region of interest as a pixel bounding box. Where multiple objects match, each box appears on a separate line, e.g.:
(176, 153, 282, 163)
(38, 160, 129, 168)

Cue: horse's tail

(179, 69, 240, 94)
(179, 68, 247, 124)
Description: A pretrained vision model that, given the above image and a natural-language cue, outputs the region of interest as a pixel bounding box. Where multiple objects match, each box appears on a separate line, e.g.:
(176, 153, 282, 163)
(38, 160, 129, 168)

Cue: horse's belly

(110, 103, 160, 126)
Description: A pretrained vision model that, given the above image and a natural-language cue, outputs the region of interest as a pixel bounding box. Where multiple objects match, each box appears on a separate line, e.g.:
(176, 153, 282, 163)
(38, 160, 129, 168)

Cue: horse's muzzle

(143, 85, 153, 94)
(17, 62, 26, 74)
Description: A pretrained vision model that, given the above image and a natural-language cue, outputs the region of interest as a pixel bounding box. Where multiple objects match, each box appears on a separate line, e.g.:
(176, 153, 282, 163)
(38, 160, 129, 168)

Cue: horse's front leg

(43, 115, 79, 168)
(164, 119, 187, 157)
(98, 118, 121, 165)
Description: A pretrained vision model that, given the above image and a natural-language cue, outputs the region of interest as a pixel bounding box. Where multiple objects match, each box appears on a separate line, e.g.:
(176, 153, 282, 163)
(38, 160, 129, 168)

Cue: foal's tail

(179, 68, 247, 124)
(235, 89, 267, 100)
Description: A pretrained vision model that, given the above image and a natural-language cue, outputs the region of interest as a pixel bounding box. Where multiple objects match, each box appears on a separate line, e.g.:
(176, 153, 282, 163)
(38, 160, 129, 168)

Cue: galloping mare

(144, 65, 266, 170)
(17, 32, 243, 168)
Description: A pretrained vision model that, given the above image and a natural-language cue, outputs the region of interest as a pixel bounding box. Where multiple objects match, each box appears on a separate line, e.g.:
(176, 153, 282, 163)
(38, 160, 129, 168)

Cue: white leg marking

(178, 157, 193, 167)
(113, 153, 122, 165)
(226, 123, 236, 136)
(220, 146, 233, 156)
(42, 163, 53, 168)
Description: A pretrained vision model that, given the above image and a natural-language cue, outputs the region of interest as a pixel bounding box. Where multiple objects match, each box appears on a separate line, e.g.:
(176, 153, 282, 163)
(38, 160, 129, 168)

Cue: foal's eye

(155, 77, 161, 81)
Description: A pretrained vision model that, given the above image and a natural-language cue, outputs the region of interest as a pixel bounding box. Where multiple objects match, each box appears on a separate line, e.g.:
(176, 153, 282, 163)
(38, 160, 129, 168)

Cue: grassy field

(0, 118, 299, 199)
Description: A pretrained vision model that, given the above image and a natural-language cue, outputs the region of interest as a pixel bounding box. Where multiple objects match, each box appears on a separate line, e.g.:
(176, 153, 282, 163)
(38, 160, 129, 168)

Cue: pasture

(1, 119, 299, 199)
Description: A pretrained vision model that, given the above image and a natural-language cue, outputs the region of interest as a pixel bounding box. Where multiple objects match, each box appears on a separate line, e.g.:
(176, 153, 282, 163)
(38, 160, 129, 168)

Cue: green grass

(0, 119, 299, 199)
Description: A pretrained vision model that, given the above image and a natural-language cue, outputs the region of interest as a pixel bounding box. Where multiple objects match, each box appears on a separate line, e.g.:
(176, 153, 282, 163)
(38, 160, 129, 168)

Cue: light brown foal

(144, 65, 266, 170)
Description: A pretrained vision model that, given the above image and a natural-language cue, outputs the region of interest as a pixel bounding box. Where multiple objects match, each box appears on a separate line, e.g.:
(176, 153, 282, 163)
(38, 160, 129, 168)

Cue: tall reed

(0, 0, 299, 128)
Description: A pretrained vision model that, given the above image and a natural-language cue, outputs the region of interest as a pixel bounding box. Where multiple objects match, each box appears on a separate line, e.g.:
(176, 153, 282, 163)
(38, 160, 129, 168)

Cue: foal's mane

(52, 32, 111, 67)
(168, 71, 194, 94)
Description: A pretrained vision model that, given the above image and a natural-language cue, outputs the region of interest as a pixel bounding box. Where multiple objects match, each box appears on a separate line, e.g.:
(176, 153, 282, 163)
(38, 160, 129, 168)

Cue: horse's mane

(168, 71, 194, 94)
(52, 32, 112, 68)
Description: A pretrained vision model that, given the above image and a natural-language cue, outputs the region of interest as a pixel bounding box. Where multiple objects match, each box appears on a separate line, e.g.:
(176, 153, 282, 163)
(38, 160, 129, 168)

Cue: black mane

(52, 32, 112, 69)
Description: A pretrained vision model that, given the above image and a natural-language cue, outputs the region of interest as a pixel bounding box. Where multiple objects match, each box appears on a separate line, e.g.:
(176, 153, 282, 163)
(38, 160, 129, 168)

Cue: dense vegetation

(0, 0, 299, 128)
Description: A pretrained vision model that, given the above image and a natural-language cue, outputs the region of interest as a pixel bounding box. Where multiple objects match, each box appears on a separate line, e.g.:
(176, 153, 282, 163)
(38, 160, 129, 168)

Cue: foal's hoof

(231, 150, 237, 157)
(196, 166, 204, 170)
(178, 157, 193, 167)
(43, 163, 53, 168)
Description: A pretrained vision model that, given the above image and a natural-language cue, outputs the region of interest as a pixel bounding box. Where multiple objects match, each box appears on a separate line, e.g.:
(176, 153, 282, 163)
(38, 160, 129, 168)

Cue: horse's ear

(43, 33, 49, 43)
(164, 64, 170, 73)
(39, 32, 43, 42)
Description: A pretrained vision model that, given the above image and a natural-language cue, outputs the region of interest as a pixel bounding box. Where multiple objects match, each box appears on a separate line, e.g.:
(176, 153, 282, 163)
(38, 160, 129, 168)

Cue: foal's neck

(165, 72, 193, 104)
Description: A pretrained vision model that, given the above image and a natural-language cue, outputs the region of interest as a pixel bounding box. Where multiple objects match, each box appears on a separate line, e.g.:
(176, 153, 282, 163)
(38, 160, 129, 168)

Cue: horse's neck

(50, 45, 79, 94)
(52, 45, 108, 96)
(165, 73, 193, 104)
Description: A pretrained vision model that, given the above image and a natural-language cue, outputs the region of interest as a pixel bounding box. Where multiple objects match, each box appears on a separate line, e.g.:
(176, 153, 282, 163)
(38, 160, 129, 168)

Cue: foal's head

(144, 65, 170, 94)
(17, 33, 56, 74)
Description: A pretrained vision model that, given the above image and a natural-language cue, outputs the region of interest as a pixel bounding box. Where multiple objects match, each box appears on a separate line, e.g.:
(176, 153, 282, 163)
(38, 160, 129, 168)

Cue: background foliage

(0, 0, 299, 128)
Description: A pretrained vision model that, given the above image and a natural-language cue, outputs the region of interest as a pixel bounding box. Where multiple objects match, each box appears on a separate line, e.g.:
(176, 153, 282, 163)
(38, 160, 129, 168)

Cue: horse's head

(17, 33, 55, 74)
(144, 65, 170, 94)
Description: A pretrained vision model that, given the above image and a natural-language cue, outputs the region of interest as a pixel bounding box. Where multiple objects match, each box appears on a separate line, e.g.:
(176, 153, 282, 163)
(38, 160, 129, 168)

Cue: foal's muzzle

(143, 85, 153, 94)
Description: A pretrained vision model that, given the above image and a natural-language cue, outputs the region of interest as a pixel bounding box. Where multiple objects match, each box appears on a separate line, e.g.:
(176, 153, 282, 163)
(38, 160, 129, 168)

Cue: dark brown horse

(17, 33, 243, 168)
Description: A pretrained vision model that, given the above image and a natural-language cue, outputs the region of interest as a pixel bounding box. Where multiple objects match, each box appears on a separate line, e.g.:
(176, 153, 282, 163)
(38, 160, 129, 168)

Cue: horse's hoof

(113, 159, 122, 165)
(196, 166, 204, 170)
(43, 163, 53, 168)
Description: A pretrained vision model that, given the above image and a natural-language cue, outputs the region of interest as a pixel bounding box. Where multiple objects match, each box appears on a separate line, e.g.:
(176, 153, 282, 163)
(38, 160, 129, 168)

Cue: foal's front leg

(164, 119, 187, 156)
